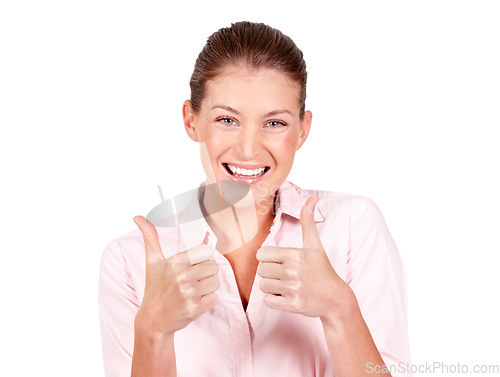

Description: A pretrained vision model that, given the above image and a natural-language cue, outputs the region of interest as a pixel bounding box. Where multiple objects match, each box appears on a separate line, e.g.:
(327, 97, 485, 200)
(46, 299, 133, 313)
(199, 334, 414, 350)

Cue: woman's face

(183, 65, 312, 206)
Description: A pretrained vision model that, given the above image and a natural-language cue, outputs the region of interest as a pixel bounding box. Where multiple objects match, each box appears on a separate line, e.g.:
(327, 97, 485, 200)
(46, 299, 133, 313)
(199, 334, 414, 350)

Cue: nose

(234, 125, 263, 160)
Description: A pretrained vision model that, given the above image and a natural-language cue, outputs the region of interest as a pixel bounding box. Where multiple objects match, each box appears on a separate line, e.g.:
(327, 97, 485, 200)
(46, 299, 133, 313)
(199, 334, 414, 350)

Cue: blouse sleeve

(98, 239, 138, 377)
(346, 197, 412, 377)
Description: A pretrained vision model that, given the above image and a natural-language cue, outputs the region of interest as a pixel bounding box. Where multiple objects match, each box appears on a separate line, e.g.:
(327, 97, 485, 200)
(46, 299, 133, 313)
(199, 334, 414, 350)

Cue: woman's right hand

(132, 215, 220, 337)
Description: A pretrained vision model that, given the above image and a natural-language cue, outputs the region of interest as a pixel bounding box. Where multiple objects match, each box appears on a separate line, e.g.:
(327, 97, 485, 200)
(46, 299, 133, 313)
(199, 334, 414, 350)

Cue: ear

(183, 100, 200, 142)
(296, 110, 312, 150)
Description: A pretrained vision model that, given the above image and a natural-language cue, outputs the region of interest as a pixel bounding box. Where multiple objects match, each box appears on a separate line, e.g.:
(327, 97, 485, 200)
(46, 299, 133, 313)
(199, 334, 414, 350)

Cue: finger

(264, 294, 289, 311)
(260, 277, 285, 295)
(196, 275, 220, 297)
(256, 262, 284, 279)
(300, 196, 322, 250)
(256, 246, 289, 263)
(133, 215, 164, 265)
(186, 244, 214, 266)
(190, 260, 219, 280)
(198, 292, 218, 312)
(168, 245, 215, 268)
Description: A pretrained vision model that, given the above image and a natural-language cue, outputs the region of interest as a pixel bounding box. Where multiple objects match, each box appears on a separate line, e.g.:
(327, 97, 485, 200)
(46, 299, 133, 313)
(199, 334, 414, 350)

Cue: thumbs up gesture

(133, 216, 220, 336)
(256, 197, 350, 320)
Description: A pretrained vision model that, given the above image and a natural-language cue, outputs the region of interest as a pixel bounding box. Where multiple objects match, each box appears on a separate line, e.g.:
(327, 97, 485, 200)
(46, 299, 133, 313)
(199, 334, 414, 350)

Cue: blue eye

(266, 120, 287, 128)
(217, 117, 237, 126)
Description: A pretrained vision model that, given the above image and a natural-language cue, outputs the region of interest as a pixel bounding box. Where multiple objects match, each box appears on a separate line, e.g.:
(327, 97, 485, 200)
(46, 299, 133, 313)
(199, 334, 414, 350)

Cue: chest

(222, 245, 260, 312)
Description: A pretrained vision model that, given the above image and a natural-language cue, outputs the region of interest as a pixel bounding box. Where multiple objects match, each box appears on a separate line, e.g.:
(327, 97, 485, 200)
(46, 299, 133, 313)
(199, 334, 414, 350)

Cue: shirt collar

(274, 180, 325, 222)
(175, 179, 325, 251)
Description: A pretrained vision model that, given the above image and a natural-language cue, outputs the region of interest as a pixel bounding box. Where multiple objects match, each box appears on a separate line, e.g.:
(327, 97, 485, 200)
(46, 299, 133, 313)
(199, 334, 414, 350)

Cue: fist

(133, 216, 220, 336)
(256, 196, 351, 320)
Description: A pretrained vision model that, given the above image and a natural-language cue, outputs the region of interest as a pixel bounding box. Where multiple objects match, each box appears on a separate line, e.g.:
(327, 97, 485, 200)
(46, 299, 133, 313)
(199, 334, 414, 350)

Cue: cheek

(197, 127, 227, 180)
(272, 133, 300, 164)
(201, 128, 224, 150)
(201, 128, 228, 157)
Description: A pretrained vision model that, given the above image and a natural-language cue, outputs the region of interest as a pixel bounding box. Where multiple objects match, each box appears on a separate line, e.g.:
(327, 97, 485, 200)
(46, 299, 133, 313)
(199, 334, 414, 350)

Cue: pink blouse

(98, 180, 411, 376)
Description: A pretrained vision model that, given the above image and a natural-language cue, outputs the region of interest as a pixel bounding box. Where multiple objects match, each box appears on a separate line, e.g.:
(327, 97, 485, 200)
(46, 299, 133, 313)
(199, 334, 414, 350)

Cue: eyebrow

(211, 105, 293, 117)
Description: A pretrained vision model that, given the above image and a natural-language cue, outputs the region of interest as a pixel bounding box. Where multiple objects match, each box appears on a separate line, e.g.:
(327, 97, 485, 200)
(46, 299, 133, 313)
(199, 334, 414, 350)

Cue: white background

(1, 1, 499, 376)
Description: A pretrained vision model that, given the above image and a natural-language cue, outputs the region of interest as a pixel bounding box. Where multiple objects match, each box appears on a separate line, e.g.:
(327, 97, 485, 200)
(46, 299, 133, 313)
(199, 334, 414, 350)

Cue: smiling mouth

(223, 163, 270, 178)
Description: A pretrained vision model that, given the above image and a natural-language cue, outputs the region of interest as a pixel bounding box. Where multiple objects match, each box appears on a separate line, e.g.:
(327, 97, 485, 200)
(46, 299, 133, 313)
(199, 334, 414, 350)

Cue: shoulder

(100, 226, 180, 265)
(99, 226, 180, 302)
(287, 181, 381, 220)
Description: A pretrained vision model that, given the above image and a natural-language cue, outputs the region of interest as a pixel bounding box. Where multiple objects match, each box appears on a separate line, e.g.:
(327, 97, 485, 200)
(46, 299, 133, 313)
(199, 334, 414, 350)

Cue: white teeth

(226, 164, 267, 177)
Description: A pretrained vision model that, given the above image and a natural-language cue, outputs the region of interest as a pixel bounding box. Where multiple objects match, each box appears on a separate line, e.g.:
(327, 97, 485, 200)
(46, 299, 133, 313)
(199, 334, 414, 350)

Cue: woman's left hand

(256, 196, 354, 322)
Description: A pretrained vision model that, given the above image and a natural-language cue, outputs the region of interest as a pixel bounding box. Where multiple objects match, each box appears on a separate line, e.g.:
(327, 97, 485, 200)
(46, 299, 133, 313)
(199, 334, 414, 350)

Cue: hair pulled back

(189, 21, 307, 119)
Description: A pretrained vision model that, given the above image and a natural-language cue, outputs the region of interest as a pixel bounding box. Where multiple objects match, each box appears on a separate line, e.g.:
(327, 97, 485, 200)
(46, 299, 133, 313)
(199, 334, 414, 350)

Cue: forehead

(202, 66, 300, 115)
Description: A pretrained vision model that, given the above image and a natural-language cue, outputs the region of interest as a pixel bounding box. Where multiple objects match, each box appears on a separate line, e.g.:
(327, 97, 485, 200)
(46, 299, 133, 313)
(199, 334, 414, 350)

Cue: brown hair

(189, 21, 307, 119)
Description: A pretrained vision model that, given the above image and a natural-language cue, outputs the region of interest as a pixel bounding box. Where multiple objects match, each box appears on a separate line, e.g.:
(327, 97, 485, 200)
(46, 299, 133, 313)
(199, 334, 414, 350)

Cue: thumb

(133, 215, 164, 266)
(300, 196, 322, 250)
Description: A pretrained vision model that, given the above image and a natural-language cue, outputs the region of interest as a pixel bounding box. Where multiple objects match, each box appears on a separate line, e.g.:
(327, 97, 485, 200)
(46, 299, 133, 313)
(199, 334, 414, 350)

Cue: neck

(201, 185, 276, 255)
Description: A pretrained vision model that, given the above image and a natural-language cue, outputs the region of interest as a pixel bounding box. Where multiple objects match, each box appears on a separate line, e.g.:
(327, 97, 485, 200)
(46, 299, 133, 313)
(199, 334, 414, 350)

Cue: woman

(98, 21, 411, 377)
